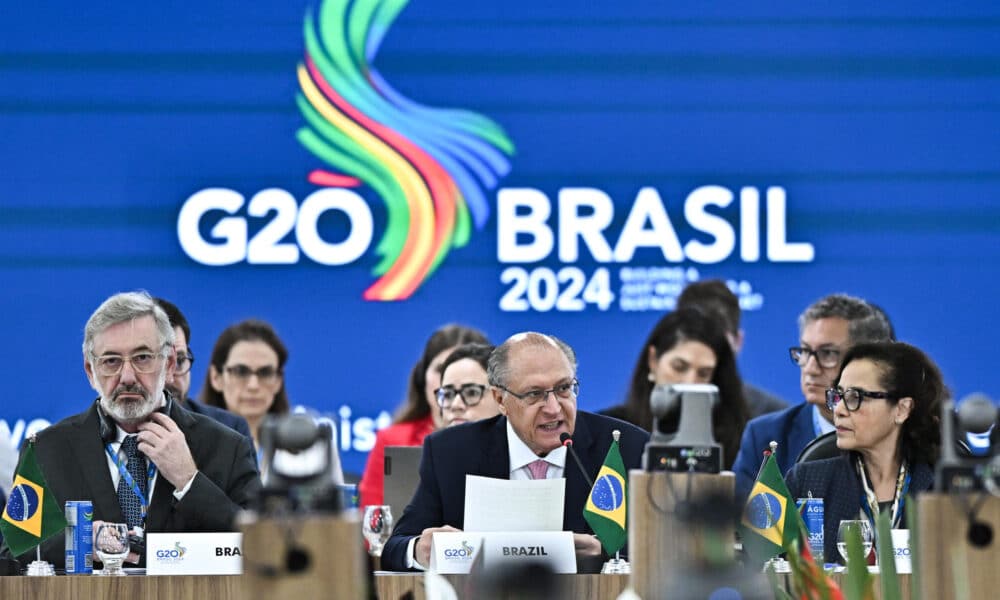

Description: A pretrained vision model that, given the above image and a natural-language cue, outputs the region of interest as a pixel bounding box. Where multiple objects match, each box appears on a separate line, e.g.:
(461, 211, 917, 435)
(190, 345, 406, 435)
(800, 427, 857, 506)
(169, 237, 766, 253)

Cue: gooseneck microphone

(560, 432, 595, 489)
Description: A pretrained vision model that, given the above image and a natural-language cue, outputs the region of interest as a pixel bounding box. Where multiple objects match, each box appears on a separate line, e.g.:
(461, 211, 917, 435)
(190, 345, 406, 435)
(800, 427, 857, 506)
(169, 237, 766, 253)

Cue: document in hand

(463, 475, 565, 532)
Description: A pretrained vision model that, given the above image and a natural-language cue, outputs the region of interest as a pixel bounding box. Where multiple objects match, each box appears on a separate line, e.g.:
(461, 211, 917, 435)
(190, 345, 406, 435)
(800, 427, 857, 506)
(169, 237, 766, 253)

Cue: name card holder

(430, 531, 576, 574)
(146, 532, 243, 575)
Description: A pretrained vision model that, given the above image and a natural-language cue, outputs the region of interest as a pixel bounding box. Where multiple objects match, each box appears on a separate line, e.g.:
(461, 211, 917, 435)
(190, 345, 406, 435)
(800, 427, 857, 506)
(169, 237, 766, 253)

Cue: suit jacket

(785, 454, 934, 561)
(183, 398, 254, 444)
(381, 411, 649, 571)
(1, 398, 261, 569)
(743, 383, 788, 419)
(732, 402, 817, 503)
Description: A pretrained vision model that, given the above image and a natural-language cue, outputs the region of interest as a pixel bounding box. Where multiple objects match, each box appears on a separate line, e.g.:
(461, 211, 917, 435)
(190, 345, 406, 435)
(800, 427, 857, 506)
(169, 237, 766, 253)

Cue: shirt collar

(813, 404, 836, 435)
(506, 420, 567, 471)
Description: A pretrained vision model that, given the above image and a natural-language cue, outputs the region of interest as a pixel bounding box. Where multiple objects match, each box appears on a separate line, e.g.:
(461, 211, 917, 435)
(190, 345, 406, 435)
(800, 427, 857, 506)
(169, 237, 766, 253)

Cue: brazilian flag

(1, 442, 67, 557)
(740, 454, 800, 564)
(583, 437, 628, 555)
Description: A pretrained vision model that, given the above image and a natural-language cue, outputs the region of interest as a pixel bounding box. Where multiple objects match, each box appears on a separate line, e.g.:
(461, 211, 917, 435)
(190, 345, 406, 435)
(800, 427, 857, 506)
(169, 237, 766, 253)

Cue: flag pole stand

(601, 551, 631, 574)
(26, 546, 55, 576)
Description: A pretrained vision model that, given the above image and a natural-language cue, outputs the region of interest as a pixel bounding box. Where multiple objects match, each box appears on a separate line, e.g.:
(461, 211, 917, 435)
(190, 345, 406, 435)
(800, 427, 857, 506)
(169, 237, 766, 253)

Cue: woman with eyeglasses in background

(200, 319, 290, 451)
(358, 324, 490, 509)
(785, 341, 943, 562)
(436, 344, 499, 428)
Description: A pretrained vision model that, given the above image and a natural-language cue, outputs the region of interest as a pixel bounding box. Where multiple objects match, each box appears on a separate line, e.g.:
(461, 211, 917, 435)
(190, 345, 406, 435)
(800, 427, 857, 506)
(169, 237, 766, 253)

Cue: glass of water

(94, 522, 131, 576)
(363, 505, 394, 557)
(837, 519, 874, 564)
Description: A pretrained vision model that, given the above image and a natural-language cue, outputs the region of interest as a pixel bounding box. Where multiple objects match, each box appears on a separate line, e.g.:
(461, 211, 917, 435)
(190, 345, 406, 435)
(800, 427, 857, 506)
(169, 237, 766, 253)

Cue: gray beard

(99, 373, 165, 425)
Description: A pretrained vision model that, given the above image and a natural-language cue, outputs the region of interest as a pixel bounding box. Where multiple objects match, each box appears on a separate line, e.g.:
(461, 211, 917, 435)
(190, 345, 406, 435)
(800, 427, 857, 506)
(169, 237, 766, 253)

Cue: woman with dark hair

(200, 319, 290, 449)
(785, 341, 943, 562)
(436, 343, 498, 428)
(602, 308, 748, 470)
(358, 324, 489, 508)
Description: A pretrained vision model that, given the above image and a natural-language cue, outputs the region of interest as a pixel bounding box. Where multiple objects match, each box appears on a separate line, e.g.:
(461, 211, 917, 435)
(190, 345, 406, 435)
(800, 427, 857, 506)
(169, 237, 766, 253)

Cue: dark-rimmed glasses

(789, 346, 841, 369)
(93, 352, 164, 377)
(175, 351, 195, 375)
(224, 365, 281, 385)
(497, 380, 579, 406)
(826, 387, 894, 412)
(435, 384, 487, 408)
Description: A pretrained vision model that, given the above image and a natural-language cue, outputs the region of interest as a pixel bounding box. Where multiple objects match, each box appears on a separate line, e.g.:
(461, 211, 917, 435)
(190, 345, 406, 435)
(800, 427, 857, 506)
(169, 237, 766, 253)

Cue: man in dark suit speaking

(1, 291, 260, 570)
(382, 332, 649, 571)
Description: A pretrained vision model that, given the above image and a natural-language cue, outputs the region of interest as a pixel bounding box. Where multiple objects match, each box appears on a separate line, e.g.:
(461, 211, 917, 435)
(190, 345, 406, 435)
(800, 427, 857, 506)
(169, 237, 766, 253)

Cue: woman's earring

(647, 372, 655, 383)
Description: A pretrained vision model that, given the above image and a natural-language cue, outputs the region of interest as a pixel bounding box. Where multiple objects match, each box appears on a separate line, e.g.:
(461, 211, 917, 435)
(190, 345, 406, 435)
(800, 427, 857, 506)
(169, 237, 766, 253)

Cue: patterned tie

(526, 459, 549, 480)
(117, 436, 148, 530)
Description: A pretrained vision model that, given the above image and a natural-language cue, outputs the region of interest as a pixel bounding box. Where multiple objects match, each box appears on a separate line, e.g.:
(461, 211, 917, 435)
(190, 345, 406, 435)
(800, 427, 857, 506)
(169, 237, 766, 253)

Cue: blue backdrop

(2, 1, 998, 476)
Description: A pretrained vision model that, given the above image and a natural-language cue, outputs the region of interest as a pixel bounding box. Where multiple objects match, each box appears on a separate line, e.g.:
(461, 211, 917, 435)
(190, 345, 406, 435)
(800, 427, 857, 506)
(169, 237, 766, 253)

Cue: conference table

(0, 571, 912, 599)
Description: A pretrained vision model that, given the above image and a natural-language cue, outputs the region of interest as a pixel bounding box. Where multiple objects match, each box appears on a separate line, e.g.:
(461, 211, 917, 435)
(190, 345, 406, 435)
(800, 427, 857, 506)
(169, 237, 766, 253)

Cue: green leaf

(843, 522, 872, 600)
(876, 511, 901, 600)
(905, 495, 921, 600)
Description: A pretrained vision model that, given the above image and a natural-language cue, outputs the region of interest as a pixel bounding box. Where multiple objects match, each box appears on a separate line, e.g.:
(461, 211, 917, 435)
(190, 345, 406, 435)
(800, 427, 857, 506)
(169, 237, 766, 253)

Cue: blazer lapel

(71, 404, 126, 523)
(563, 415, 597, 532)
(478, 416, 511, 480)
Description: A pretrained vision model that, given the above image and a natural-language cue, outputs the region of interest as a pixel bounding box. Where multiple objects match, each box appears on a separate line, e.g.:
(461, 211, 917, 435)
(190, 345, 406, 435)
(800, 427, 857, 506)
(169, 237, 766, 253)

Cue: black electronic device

(257, 412, 341, 514)
(642, 383, 722, 473)
(936, 393, 999, 493)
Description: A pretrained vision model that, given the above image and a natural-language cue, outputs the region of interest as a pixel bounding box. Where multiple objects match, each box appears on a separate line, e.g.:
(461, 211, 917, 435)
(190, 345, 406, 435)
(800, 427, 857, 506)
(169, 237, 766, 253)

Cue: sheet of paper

(463, 475, 564, 532)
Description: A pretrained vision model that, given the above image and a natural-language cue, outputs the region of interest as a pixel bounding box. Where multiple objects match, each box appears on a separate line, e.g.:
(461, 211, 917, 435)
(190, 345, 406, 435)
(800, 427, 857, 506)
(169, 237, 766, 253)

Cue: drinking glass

(363, 505, 393, 557)
(95, 522, 131, 576)
(836, 519, 874, 563)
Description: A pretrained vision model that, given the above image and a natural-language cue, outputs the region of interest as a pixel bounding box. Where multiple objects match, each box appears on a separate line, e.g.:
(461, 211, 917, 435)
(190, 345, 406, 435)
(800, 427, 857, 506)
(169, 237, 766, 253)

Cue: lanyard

(856, 456, 910, 531)
(105, 440, 157, 521)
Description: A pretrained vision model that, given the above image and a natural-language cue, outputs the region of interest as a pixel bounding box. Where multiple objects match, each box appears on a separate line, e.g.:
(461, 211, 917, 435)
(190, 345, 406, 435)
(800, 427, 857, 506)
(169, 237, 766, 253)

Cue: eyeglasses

(224, 365, 281, 385)
(825, 387, 894, 412)
(175, 351, 195, 375)
(497, 380, 579, 406)
(93, 352, 164, 377)
(435, 384, 488, 408)
(789, 346, 842, 369)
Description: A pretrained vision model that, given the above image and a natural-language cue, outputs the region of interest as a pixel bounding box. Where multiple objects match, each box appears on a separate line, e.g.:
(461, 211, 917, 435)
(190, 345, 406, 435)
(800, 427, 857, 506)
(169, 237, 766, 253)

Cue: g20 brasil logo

(178, 0, 514, 301)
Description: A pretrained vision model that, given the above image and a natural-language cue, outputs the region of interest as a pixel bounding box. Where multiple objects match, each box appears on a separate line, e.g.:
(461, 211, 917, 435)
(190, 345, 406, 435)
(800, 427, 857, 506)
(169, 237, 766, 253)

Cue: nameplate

(429, 531, 576, 574)
(146, 532, 243, 575)
(890, 529, 912, 574)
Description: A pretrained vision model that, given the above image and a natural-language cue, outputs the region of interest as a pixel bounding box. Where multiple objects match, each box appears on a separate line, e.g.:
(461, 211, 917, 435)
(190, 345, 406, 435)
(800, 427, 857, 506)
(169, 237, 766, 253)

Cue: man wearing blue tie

(382, 332, 649, 571)
(0, 291, 260, 570)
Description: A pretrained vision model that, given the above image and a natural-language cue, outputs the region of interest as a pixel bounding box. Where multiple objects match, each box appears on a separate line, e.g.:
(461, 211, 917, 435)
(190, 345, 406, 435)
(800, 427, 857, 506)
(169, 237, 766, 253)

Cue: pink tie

(526, 459, 549, 480)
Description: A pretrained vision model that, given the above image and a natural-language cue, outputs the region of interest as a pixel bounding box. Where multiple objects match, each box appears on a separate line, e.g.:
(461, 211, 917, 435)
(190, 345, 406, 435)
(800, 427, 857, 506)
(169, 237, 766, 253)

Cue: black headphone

(96, 393, 174, 443)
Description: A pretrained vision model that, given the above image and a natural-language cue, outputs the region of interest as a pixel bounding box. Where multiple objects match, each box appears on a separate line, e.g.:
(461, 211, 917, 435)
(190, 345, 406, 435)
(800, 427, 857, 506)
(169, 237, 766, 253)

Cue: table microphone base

(601, 557, 631, 574)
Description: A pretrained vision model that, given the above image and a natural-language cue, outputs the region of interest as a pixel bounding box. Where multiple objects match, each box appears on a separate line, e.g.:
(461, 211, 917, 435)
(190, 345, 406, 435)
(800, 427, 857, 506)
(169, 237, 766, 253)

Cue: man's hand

(137, 412, 197, 490)
(415, 525, 460, 568)
(573, 533, 602, 557)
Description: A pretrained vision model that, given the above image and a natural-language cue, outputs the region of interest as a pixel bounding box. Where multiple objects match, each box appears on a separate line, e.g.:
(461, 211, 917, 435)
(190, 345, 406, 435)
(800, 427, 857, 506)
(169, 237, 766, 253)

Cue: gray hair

(798, 293, 893, 345)
(83, 291, 175, 359)
(487, 332, 577, 388)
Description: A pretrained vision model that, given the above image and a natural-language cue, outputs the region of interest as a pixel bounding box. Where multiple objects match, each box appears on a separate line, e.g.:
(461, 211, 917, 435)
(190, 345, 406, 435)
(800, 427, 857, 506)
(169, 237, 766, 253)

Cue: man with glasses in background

(153, 298, 253, 443)
(0, 291, 260, 571)
(732, 294, 894, 503)
(382, 332, 649, 572)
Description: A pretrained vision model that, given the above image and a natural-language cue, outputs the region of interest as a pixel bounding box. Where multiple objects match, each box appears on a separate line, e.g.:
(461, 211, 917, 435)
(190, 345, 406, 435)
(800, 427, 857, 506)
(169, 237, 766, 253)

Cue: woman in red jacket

(358, 324, 488, 508)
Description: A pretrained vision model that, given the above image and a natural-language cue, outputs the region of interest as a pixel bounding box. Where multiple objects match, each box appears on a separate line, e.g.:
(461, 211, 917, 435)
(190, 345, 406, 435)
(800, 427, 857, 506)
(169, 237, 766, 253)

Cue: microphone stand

(561, 431, 631, 574)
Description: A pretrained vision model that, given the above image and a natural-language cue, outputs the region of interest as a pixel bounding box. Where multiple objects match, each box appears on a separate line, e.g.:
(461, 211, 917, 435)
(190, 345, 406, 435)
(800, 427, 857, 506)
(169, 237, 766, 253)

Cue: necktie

(526, 459, 549, 480)
(117, 436, 148, 530)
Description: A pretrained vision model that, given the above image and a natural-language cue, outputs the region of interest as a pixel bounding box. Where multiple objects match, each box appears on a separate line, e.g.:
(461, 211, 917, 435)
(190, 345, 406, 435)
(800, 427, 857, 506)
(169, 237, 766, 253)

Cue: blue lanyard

(105, 441, 158, 520)
(859, 468, 911, 531)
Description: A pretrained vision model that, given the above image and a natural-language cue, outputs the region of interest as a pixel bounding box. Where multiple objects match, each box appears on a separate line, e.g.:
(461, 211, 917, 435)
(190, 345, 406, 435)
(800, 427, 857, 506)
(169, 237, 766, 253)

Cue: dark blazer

(785, 454, 934, 561)
(381, 411, 649, 571)
(732, 402, 817, 503)
(1, 398, 261, 569)
(183, 397, 254, 445)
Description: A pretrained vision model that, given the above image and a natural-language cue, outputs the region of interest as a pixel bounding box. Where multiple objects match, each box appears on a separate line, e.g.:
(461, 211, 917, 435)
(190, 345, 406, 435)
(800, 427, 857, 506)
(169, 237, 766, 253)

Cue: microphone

(560, 432, 595, 489)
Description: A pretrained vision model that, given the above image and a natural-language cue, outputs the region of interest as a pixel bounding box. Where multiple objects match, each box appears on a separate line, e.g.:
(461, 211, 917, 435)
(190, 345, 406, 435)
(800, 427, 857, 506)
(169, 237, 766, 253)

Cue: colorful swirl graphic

(296, 0, 515, 300)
